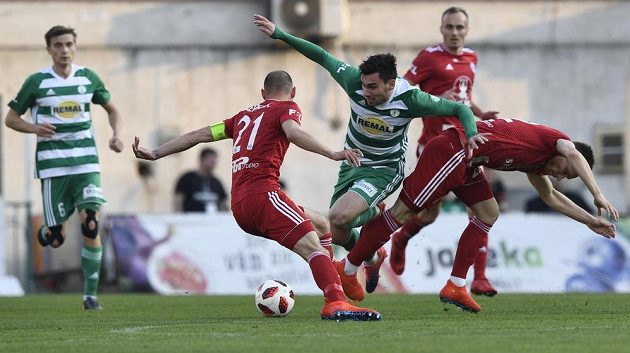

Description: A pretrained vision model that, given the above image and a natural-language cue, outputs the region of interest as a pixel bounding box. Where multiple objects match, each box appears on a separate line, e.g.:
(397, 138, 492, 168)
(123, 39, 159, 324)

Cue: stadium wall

(1, 1, 628, 276)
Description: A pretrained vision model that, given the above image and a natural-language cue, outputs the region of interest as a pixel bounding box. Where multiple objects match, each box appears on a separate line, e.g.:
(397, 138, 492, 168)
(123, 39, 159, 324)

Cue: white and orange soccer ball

(254, 279, 295, 317)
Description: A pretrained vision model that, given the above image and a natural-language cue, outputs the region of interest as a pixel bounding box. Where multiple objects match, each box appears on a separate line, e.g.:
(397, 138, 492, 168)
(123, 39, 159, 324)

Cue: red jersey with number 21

(223, 100, 302, 205)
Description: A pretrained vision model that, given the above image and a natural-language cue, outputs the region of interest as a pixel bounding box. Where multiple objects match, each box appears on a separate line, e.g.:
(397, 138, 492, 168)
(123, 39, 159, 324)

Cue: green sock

(339, 228, 361, 252)
(81, 245, 102, 297)
(349, 206, 379, 228)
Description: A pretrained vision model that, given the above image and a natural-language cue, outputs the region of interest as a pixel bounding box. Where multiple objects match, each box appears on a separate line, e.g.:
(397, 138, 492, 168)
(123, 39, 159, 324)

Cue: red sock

(319, 232, 334, 259)
(473, 232, 489, 279)
(347, 210, 402, 266)
(401, 216, 425, 239)
(308, 251, 345, 302)
(451, 217, 493, 279)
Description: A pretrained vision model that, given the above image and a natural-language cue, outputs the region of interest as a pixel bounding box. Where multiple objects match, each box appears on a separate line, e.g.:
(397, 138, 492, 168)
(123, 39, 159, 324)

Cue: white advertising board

(108, 213, 630, 295)
(0, 197, 25, 296)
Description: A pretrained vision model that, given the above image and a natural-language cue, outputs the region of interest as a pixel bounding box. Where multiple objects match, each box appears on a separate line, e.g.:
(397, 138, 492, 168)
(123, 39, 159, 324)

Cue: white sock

(364, 252, 379, 265)
(83, 295, 97, 301)
(450, 276, 466, 287)
(343, 258, 359, 275)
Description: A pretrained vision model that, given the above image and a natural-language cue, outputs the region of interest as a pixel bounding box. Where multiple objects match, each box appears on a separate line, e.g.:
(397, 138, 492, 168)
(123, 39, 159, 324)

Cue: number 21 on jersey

(233, 112, 264, 154)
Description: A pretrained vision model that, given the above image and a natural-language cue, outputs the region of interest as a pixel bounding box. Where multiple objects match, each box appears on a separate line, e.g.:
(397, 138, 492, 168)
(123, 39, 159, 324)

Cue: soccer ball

(254, 279, 295, 317)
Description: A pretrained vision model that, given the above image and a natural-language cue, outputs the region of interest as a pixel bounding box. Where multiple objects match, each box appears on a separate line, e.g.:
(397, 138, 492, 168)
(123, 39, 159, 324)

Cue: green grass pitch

(1, 293, 629, 353)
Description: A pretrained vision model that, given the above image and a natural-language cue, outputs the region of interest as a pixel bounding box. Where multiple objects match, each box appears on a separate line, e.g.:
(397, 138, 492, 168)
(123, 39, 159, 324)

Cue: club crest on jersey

(453, 76, 472, 105)
(77, 85, 87, 94)
(390, 109, 400, 117)
(356, 116, 394, 135)
(53, 101, 83, 119)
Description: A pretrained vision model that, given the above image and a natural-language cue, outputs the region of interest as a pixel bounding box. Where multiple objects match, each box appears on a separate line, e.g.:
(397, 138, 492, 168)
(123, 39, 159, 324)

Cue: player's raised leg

(335, 201, 414, 300)
(390, 203, 440, 275)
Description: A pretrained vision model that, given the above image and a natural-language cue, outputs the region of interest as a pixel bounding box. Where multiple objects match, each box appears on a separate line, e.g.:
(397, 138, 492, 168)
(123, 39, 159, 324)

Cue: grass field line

(110, 323, 209, 335)
(110, 325, 163, 334)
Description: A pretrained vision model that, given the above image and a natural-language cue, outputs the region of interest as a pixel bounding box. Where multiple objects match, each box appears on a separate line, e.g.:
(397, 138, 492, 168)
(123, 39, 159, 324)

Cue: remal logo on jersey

(356, 116, 394, 135)
(53, 101, 83, 119)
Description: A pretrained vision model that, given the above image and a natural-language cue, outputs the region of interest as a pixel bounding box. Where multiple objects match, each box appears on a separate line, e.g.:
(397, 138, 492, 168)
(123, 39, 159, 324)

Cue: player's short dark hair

(359, 53, 397, 82)
(45, 26, 77, 47)
(442, 7, 469, 20)
(264, 70, 293, 94)
(200, 147, 217, 161)
(573, 141, 594, 170)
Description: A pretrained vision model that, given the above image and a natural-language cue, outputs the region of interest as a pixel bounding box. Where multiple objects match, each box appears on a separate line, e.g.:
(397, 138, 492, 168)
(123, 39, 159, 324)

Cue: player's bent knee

(46, 225, 65, 248)
(477, 211, 499, 226)
(81, 209, 99, 239)
(420, 209, 439, 224)
(328, 210, 353, 228)
(293, 232, 326, 260)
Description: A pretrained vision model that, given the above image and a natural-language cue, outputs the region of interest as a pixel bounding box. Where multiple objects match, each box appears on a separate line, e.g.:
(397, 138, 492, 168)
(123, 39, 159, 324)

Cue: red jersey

(404, 44, 478, 144)
(464, 119, 571, 174)
(223, 100, 302, 204)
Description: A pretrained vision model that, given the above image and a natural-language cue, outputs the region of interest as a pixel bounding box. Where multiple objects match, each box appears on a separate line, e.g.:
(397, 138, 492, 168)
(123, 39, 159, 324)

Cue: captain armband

(209, 122, 228, 141)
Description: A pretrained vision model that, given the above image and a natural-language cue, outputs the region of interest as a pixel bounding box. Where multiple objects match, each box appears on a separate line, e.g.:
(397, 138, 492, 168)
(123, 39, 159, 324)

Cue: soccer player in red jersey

(340, 118, 618, 312)
(132, 71, 381, 321)
(397, 7, 500, 295)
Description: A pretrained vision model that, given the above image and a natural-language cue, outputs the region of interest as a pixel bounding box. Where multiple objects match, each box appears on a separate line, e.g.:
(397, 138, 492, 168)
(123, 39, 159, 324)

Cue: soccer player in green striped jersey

(253, 15, 488, 295)
(4, 26, 123, 310)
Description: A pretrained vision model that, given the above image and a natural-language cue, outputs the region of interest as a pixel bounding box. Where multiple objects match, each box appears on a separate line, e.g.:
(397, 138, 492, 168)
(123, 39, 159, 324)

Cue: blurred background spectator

(173, 148, 228, 213)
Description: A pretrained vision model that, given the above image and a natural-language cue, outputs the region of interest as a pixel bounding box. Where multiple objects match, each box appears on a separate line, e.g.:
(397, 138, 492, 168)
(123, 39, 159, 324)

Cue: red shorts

(401, 129, 494, 212)
(231, 190, 315, 250)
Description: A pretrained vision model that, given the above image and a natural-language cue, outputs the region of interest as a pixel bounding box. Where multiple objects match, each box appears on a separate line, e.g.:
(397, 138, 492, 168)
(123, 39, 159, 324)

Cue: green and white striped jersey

(8, 64, 110, 179)
(337, 72, 447, 166)
(272, 27, 478, 167)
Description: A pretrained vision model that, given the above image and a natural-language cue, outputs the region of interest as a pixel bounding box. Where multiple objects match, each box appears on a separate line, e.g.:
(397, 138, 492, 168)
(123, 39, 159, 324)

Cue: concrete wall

(1, 0, 628, 223)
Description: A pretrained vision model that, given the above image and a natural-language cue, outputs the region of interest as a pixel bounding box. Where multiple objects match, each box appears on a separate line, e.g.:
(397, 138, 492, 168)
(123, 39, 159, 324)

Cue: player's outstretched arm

(253, 14, 276, 36)
(253, 14, 342, 74)
(527, 173, 616, 238)
(409, 91, 486, 157)
(556, 139, 619, 221)
(133, 126, 215, 161)
(281, 119, 362, 167)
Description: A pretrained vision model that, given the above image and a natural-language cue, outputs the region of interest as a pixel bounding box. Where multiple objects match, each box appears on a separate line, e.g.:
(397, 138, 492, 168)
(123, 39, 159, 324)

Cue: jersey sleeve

(7, 75, 38, 115)
(223, 116, 236, 139)
(543, 125, 572, 151)
(279, 104, 302, 125)
(403, 51, 433, 87)
(85, 69, 111, 105)
(271, 27, 361, 93)
(407, 90, 478, 139)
